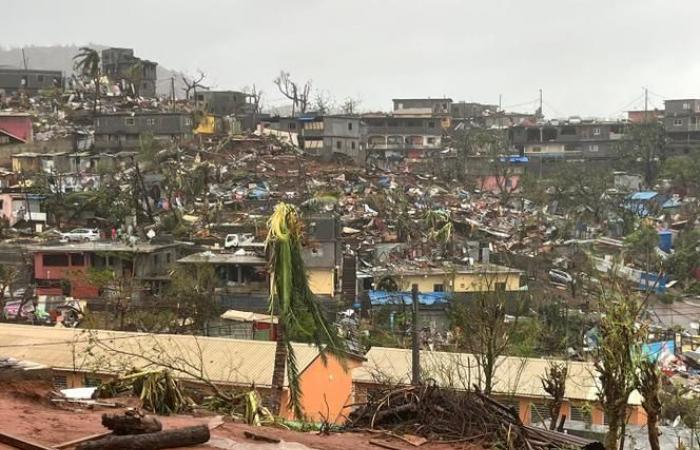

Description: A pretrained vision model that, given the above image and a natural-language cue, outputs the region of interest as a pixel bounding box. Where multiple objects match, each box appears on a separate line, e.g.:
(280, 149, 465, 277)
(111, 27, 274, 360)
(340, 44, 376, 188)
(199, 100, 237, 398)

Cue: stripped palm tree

(265, 202, 346, 419)
(73, 47, 101, 113)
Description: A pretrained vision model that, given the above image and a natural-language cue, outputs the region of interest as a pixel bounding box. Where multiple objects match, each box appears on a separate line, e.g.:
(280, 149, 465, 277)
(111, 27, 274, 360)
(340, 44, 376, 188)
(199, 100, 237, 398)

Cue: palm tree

(265, 203, 345, 418)
(73, 47, 101, 113)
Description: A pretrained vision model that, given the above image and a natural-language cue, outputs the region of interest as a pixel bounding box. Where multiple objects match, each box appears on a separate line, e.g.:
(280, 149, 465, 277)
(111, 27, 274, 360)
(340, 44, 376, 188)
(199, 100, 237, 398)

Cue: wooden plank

(54, 432, 113, 449)
(243, 431, 280, 444)
(0, 432, 55, 450)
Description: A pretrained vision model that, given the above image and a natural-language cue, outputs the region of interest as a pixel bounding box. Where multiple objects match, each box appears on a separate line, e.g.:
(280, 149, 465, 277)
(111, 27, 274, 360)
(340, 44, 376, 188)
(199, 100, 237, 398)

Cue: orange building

(0, 324, 363, 423)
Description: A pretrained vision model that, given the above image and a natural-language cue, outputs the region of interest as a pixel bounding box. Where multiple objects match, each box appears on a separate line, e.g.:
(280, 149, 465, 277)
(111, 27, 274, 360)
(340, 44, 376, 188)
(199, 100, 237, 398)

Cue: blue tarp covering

(368, 290, 451, 306)
(499, 156, 529, 164)
(642, 340, 675, 362)
(639, 272, 667, 293)
(629, 191, 658, 201)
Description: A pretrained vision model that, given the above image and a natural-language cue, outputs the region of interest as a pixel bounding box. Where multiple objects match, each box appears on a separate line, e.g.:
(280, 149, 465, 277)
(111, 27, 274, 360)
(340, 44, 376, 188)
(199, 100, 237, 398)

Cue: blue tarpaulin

(368, 290, 451, 306)
(639, 272, 667, 293)
(642, 340, 675, 361)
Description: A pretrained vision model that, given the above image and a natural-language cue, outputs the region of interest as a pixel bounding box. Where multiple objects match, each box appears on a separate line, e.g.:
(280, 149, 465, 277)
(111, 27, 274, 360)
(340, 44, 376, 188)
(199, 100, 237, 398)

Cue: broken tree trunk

(102, 411, 162, 435)
(76, 425, 210, 450)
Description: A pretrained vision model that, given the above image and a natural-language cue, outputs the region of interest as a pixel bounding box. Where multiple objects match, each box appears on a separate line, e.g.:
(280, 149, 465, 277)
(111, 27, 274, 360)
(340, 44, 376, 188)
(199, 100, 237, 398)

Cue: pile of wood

(348, 385, 602, 450)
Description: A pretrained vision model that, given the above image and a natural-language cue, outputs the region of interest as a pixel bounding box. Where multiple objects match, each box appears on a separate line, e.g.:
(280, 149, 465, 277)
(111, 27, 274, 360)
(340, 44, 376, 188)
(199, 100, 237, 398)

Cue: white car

(548, 269, 574, 285)
(62, 228, 100, 242)
(224, 233, 255, 249)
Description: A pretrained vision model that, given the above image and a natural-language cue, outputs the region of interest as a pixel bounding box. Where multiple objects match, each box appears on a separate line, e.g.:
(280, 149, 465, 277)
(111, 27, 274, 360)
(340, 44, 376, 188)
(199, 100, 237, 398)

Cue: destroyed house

(0, 113, 33, 145)
(509, 120, 626, 160)
(94, 112, 193, 150)
(450, 101, 499, 119)
(0, 324, 364, 423)
(392, 98, 453, 115)
(0, 67, 62, 96)
(29, 241, 182, 299)
(101, 47, 157, 98)
(353, 347, 647, 427)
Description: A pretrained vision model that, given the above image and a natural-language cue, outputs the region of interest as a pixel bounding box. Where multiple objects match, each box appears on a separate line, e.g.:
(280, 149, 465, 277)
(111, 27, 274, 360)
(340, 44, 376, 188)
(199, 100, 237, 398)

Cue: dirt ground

(0, 380, 477, 450)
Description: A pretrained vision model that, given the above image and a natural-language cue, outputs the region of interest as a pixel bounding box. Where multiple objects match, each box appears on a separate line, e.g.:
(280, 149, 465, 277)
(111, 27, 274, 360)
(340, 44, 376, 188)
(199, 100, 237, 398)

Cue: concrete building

(450, 101, 499, 119)
(0, 193, 46, 228)
(273, 115, 364, 163)
(94, 112, 193, 151)
(510, 120, 626, 160)
(664, 99, 700, 155)
(392, 98, 452, 115)
(0, 67, 62, 96)
(195, 90, 252, 117)
(29, 241, 183, 299)
(363, 113, 446, 160)
(101, 48, 157, 98)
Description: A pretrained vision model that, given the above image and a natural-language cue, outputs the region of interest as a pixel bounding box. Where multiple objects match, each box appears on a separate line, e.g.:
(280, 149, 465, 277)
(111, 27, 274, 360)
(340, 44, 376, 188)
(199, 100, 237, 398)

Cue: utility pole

(538, 88, 543, 117)
(498, 94, 502, 112)
(170, 77, 175, 105)
(411, 283, 420, 386)
(21, 49, 27, 70)
(644, 87, 649, 123)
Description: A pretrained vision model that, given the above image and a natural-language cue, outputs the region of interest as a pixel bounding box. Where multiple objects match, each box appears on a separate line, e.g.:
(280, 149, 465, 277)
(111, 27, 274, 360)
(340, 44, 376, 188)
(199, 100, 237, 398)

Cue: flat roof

(178, 251, 266, 265)
(392, 98, 454, 102)
(27, 241, 181, 254)
(369, 262, 522, 277)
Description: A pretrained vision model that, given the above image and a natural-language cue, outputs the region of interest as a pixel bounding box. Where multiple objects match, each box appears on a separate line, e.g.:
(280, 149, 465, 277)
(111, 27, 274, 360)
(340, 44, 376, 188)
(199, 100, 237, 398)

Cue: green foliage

(617, 122, 665, 187)
(624, 222, 660, 272)
(661, 156, 700, 196)
(666, 229, 700, 285)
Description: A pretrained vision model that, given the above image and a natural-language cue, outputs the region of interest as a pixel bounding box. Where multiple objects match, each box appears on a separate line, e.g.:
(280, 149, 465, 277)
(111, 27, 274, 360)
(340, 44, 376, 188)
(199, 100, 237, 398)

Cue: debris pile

(97, 369, 191, 415)
(349, 384, 602, 450)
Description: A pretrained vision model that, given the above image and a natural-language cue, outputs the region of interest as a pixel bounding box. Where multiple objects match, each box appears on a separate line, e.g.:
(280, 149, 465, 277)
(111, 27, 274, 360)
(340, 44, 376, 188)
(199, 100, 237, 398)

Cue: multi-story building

(663, 99, 700, 155)
(273, 115, 364, 163)
(94, 112, 193, 151)
(392, 98, 452, 115)
(509, 119, 626, 160)
(29, 241, 183, 299)
(195, 90, 252, 117)
(101, 48, 158, 98)
(0, 68, 62, 96)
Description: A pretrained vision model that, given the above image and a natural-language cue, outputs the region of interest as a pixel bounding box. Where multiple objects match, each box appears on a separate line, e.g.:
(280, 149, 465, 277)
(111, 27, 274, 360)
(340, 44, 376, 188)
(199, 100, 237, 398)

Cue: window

(124, 117, 135, 126)
(288, 122, 296, 130)
(530, 146, 542, 152)
(95, 118, 100, 127)
(348, 122, 353, 131)
(336, 141, 342, 150)
(153, 254, 160, 266)
(43, 254, 69, 267)
(53, 375, 68, 390)
(593, 128, 601, 136)
(184, 118, 192, 126)
(146, 118, 156, 126)
(427, 137, 436, 145)
(588, 144, 599, 152)
(84, 376, 102, 387)
(351, 141, 356, 150)
(166, 253, 171, 264)
(70, 254, 85, 266)
(433, 284, 444, 292)
(427, 121, 435, 128)
(37, 75, 44, 82)
(674, 118, 684, 126)
(683, 103, 691, 110)
(495, 282, 506, 292)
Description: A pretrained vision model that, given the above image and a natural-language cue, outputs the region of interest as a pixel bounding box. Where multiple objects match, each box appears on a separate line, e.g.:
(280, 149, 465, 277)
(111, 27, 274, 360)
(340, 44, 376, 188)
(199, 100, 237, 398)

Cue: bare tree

(247, 84, 263, 131)
(182, 71, 208, 105)
(313, 90, 335, 115)
(541, 362, 568, 430)
(340, 96, 361, 115)
(274, 70, 312, 117)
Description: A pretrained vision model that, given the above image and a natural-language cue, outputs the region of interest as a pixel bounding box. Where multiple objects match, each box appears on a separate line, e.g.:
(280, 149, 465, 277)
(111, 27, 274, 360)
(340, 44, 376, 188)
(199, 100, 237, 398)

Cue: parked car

(224, 233, 255, 249)
(548, 269, 573, 285)
(61, 228, 99, 241)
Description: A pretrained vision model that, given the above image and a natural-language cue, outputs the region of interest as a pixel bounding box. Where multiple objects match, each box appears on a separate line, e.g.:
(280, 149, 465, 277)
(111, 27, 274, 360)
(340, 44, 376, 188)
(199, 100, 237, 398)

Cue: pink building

(0, 113, 33, 145)
(0, 193, 46, 227)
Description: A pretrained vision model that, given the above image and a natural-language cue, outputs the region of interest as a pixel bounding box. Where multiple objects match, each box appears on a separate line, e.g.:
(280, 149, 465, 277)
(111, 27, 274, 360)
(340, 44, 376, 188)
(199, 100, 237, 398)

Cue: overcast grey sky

(2, 0, 698, 118)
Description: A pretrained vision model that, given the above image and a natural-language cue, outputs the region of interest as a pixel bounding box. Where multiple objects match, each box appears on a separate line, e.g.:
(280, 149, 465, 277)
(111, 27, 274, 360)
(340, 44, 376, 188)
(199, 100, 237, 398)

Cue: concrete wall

(308, 268, 335, 296)
(0, 69, 63, 95)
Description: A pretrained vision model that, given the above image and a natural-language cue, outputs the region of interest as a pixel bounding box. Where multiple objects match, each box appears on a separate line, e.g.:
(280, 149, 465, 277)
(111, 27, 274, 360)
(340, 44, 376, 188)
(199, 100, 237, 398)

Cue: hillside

(0, 44, 187, 98)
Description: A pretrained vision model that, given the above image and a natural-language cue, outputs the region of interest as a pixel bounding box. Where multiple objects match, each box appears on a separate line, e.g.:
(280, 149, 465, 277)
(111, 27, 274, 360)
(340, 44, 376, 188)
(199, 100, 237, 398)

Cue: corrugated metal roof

(629, 191, 658, 201)
(0, 324, 321, 387)
(353, 347, 641, 405)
